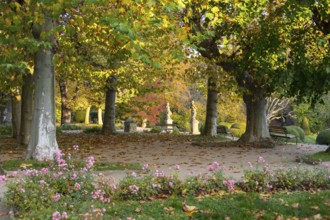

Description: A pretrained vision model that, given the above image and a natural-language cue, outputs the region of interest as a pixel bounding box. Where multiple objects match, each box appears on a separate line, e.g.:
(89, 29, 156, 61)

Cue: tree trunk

(59, 79, 71, 125)
(85, 106, 91, 124)
(11, 91, 21, 139)
(19, 73, 34, 146)
(102, 76, 117, 135)
(98, 108, 103, 125)
(203, 77, 218, 136)
(239, 88, 274, 147)
(26, 15, 58, 160)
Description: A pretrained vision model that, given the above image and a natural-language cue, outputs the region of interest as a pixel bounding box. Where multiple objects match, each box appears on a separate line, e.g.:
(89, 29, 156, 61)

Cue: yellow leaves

(291, 203, 299, 208)
(20, 163, 32, 168)
(182, 202, 198, 216)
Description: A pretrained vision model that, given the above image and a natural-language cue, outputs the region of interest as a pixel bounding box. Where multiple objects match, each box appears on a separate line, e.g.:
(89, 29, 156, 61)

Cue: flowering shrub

(5, 146, 111, 219)
(239, 156, 274, 192)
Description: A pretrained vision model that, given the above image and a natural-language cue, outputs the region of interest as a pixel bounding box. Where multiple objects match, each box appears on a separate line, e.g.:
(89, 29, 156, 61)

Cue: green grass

(300, 151, 330, 164)
(107, 191, 330, 219)
(1, 159, 141, 171)
(21, 191, 329, 219)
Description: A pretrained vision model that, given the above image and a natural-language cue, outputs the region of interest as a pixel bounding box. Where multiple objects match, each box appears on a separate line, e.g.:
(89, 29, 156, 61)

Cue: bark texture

(203, 77, 218, 136)
(11, 92, 21, 139)
(102, 76, 117, 135)
(19, 73, 34, 145)
(239, 88, 274, 147)
(85, 106, 91, 124)
(98, 108, 103, 125)
(26, 15, 59, 160)
(59, 80, 71, 124)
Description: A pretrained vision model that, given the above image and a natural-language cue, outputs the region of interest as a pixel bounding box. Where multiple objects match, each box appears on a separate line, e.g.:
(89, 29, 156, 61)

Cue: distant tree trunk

(11, 91, 21, 139)
(26, 14, 58, 160)
(85, 106, 91, 124)
(102, 75, 117, 135)
(239, 88, 274, 147)
(59, 79, 71, 125)
(203, 77, 218, 136)
(19, 73, 34, 146)
(98, 108, 103, 125)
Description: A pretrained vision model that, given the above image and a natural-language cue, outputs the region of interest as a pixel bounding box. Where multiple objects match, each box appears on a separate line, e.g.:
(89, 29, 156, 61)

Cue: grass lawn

(107, 191, 330, 219)
(1, 159, 141, 171)
(17, 191, 330, 219)
(300, 151, 330, 164)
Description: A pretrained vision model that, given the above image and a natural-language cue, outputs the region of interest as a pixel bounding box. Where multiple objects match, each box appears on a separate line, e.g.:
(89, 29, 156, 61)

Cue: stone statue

(165, 102, 172, 121)
(191, 101, 197, 120)
(190, 100, 200, 135)
(165, 102, 173, 130)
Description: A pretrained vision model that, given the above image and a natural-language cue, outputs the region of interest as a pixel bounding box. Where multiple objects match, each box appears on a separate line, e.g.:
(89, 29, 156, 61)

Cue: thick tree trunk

(19, 73, 34, 146)
(102, 76, 117, 135)
(85, 106, 91, 124)
(11, 92, 21, 139)
(239, 88, 274, 147)
(203, 77, 218, 136)
(26, 15, 58, 160)
(59, 80, 71, 125)
(98, 108, 103, 125)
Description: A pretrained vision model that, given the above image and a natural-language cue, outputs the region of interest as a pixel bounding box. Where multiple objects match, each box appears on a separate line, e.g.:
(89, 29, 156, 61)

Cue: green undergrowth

(300, 151, 330, 164)
(1, 159, 141, 171)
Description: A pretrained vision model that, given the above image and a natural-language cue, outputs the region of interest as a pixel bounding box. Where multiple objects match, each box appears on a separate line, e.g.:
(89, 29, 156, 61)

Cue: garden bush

(74, 110, 85, 123)
(229, 128, 245, 137)
(285, 125, 305, 142)
(83, 126, 101, 133)
(230, 123, 245, 129)
(61, 124, 83, 130)
(0, 125, 12, 135)
(301, 116, 311, 135)
(316, 129, 330, 145)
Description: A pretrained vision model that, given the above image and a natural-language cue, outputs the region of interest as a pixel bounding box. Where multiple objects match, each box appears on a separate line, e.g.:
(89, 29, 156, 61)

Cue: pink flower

(207, 161, 220, 172)
(54, 193, 61, 202)
(152, 183, 161, 188)
(131, 172, 137, 177)
(19, 188, 25, 193)
(257, 156, 266, 164)
(142, 164, 149, 170)
(39, 180, 46, 185)
(86, 156, 95, 169)
(11, 171, 18, 177)
(174, 165, 180, 170)
(154, 170, 165, 177)
(223, 179, 235, 191)
(61, 212, 68, 219)
(74, 183, 81, 190)
(169, 182, 174, 188)
(73, 145, 79, 151)
(129, 185, 139, 194)
(0, 175, 6, 183)
(248, 162, 253, 168)
(52, 211, 61, 220)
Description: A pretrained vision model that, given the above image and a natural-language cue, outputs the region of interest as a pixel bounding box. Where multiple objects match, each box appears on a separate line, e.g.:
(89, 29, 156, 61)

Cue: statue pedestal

(190, 120, 200, 135)
(165, 119, 173, 130)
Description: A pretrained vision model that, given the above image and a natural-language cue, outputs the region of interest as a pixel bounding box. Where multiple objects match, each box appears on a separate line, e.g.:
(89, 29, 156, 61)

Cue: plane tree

(183, 0, 322, 146)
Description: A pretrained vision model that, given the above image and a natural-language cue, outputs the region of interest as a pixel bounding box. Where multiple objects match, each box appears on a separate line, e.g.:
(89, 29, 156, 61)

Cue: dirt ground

(1, 133, 329, 182)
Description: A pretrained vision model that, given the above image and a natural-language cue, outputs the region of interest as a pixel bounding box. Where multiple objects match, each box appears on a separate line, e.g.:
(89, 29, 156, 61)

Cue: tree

(183, 1, 309, 146)
(26, 11, 59, 160)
